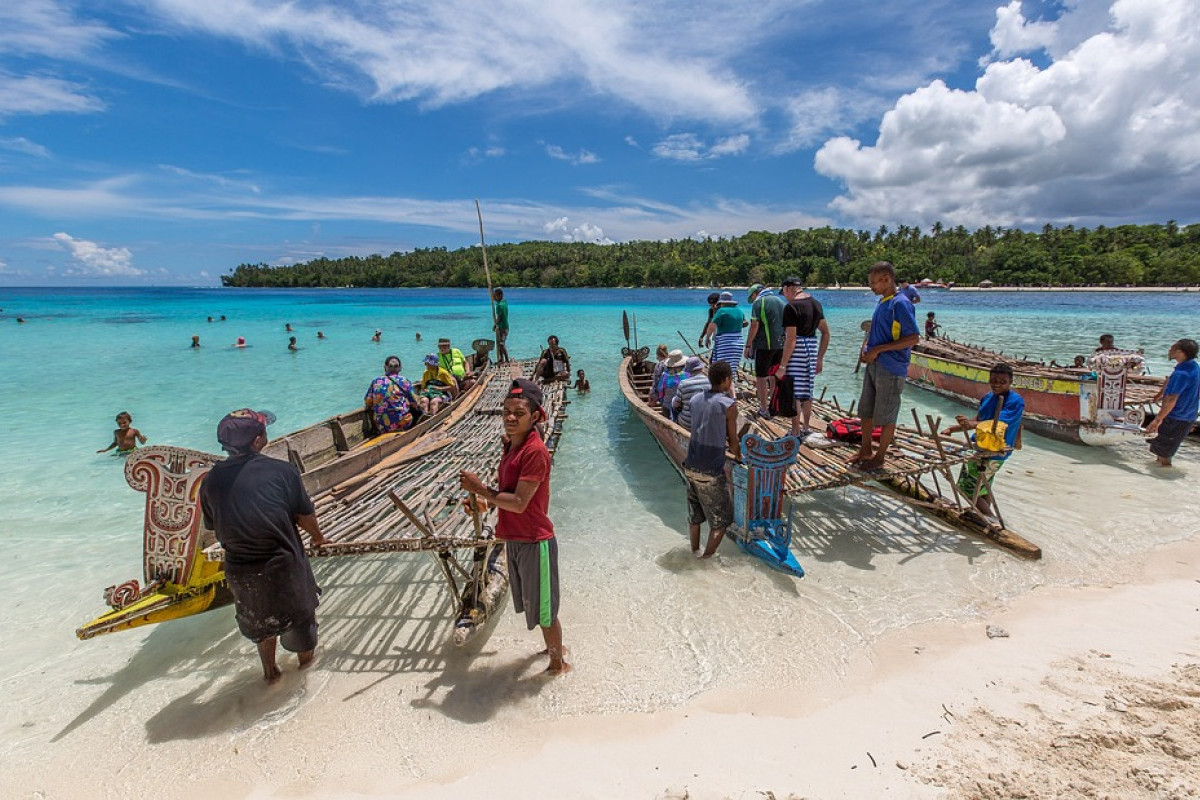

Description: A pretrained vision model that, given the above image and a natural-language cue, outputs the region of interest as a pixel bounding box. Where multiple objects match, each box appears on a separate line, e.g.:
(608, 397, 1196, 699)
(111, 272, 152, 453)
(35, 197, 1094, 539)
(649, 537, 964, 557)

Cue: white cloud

(0, 1, 119, 59)
(815, 0, 1200, 228)
(543, 216, 612, 244)
(652, 132, 750, 161)
(544, 144, 599, 165)
(0, 173, 830, 244)
(139, 0, 758, 123)
(624, 135, 639, 148)
(0, 72, 105, 117)
(0, 136, 51, 158)
(52, 232, 141, 276)
(158, 164, 262, 193)
(776, 87, 884, 154)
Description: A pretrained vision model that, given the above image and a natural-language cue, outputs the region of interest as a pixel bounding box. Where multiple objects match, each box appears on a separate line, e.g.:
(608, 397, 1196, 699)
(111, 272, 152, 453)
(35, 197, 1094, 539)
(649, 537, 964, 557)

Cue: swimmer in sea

(207, 316, 214, 323)
(235, 336, 246, 347)
(17, 317, 26, 324)
(573, 369, 590, 393)
(191, 335, 200, 348)
(97, 411, 147, 454)
(285, 323, 293, 332)
(317, 331, 326, 340)
(415, 331, 422, 341)
(288, 336, 298, 351)
(372, 330, 382, 342)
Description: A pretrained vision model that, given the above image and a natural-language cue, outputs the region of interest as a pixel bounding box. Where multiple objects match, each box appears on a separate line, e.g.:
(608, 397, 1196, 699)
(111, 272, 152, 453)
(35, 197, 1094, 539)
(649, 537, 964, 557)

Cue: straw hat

(666, 349, 686, 368)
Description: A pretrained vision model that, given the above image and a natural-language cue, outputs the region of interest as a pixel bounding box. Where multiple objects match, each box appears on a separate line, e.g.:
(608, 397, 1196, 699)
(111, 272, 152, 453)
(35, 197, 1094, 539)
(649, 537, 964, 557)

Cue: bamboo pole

(475, 199, 497, 332)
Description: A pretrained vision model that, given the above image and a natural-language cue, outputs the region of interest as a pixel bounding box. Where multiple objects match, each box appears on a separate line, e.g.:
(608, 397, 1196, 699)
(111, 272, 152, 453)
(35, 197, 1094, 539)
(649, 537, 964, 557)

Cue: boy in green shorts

(460, 379, 570, 675)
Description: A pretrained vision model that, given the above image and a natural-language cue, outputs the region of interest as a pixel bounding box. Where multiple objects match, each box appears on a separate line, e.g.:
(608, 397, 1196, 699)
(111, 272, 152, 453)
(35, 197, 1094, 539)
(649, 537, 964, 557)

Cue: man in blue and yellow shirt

(852, 261, 920, 471)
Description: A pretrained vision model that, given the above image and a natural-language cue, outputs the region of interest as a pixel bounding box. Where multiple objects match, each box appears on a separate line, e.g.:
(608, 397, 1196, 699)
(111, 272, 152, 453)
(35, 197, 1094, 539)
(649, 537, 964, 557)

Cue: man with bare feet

(200, 409, 329, 684)
(681, 360, 739, 558)
(852, 261, 920, 472)
(460, 379, 570, 676)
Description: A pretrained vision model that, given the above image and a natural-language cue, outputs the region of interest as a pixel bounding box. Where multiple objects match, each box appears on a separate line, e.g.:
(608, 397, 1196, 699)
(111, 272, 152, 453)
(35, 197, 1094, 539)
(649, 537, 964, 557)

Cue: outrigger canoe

(77, 365, 498, 641)
(908, 337, 1164, 445)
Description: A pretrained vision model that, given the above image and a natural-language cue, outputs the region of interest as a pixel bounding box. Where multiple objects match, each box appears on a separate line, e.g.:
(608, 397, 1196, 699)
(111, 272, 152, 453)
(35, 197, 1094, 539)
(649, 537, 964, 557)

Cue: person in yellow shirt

(437, 337, 475, 391)
(418, 353, 459, 415)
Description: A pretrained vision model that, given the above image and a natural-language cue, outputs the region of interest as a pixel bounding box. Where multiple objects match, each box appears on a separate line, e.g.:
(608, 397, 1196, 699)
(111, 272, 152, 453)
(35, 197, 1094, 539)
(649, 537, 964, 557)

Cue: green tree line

(222, 221, 1200, 289)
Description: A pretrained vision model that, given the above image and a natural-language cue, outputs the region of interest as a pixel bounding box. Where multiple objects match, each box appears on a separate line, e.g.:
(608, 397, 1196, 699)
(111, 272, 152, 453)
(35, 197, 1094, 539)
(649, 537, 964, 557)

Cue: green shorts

(957, 458, 1003, 498)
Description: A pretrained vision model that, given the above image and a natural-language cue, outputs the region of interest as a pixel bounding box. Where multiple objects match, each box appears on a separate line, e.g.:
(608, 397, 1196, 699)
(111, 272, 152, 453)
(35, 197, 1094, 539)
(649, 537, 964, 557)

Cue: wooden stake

(475, 199, 497, 331)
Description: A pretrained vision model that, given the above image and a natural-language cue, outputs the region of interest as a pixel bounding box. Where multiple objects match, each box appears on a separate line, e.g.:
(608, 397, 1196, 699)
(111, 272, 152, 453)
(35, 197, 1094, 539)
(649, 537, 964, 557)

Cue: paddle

(854, 319, 871, 374)
(622, 310, 631, 349)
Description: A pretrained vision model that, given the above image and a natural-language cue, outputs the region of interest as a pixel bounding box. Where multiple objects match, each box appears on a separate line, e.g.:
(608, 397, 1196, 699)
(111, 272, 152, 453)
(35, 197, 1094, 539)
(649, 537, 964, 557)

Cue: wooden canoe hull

(907, 349, 1145, 445)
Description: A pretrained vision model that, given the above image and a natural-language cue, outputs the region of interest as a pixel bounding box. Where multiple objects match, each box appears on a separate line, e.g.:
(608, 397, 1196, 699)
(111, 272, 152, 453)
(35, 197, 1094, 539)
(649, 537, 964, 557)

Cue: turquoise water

(1, 286, 1198, 793)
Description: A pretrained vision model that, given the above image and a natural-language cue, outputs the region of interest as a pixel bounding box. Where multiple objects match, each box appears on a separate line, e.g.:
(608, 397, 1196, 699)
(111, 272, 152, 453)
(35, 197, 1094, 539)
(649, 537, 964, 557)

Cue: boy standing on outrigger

(853, 261, 920, 471)
(940, 363, 1025, 518)
(460, 379, 570, 676)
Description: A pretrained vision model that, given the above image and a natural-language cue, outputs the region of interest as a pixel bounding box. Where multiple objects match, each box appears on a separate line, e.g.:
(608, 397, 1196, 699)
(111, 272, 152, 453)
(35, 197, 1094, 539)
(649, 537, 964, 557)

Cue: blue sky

(0, 0, 1197, 285)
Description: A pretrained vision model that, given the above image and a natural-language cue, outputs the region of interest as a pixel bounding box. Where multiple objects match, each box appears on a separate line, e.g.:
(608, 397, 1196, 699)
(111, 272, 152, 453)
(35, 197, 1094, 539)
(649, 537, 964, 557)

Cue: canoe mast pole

(475, 199, 497, 332)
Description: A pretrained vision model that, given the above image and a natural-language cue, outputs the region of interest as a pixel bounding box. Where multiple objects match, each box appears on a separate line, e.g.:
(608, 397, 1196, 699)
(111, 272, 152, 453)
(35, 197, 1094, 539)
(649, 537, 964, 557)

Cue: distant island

(222, 221, 1200, 289)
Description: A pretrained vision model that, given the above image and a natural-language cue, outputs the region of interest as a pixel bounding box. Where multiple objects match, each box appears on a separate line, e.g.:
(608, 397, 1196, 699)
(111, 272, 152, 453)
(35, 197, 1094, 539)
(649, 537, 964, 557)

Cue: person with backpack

(744, 283, 787, 418)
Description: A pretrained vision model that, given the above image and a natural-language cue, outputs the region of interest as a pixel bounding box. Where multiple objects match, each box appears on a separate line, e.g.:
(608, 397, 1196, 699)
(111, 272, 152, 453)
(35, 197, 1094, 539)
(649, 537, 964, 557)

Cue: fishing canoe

(907, 338, 1161, 445)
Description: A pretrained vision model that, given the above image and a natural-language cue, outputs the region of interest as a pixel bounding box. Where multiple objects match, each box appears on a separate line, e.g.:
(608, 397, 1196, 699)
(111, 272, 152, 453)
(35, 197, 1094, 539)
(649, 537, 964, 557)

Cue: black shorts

(753, 349, 783, 378)
(1149, 416, 1192, 459)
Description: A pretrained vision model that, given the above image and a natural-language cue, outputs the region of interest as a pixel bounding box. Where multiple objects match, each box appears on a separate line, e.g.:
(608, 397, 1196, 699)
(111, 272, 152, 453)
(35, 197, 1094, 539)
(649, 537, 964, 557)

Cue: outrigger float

(77, 358, 570, 645)
(620, 337, 1041, 570)
(908, 337, 1165, 445)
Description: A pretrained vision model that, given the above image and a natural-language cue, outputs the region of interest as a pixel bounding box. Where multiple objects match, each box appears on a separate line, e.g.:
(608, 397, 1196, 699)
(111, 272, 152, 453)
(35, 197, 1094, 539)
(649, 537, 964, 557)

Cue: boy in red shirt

(460, 379, 570, 675)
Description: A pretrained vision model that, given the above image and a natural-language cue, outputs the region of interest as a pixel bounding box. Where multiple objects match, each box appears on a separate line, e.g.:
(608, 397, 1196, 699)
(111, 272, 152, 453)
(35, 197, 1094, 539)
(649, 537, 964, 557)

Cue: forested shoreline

(222, 222, 1200, 289)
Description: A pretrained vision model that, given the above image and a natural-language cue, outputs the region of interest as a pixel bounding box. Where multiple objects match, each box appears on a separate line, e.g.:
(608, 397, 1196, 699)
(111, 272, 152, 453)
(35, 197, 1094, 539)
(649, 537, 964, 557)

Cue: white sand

(5, 536, 1198, 799)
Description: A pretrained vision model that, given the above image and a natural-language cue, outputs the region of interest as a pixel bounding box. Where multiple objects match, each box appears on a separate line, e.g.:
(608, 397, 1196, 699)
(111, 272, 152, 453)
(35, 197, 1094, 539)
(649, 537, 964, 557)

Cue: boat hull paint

(907, 351, 1127, 445)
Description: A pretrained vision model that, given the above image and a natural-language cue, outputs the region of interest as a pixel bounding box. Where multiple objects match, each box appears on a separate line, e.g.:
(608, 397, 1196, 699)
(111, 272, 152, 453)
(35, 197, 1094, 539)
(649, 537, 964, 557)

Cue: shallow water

(0, 287, 1197, 794)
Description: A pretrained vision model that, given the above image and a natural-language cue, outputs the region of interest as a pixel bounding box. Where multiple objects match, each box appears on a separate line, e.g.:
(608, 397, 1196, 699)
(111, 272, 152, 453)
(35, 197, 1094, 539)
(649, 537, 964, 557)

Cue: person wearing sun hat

(417, 353, 458, 415)
(199, 408, 329, 684)
(655, 349, 688, 420)
(672, 356, 710, 430)
(460, 378, 570, 676)
(702, 291, 745, 370)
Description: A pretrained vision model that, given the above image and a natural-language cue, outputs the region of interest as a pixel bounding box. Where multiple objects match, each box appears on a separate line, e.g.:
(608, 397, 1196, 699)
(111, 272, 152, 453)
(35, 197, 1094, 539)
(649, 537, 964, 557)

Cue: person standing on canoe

(703, 292, 745, 370)
(459, 379, 570, 676)
(682, 360, 740, 558)
(200, 409, 329, 684)
(744, 283, 786, 419)
(940, 363, 1025, 518)
(1146, 338, 1199, 467)
(852, 261, 920, 471)
(777, 276, 831, 437)
(698, 292, 720, 349)
(492, 288, 510, 364)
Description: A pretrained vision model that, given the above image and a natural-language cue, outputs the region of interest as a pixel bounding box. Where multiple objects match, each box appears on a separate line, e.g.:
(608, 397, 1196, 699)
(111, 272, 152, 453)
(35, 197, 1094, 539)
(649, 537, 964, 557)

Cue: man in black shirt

(778, 277, 831, 437)
(200, 409, 328, 684)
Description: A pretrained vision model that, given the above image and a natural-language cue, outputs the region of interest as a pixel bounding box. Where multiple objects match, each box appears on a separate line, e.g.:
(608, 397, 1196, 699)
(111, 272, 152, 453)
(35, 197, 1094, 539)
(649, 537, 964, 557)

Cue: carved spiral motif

(105, 579, 142, 610)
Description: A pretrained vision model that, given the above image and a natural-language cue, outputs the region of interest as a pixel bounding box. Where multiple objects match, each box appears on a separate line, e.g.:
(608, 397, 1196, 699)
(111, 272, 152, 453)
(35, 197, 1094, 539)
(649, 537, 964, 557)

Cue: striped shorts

(712, 332, 743, 369)
(789, 336, 818, 400)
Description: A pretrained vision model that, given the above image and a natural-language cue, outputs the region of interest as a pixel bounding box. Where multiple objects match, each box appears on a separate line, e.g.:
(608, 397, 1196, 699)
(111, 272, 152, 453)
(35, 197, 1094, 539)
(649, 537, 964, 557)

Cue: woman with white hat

(702, 291, 745, 371)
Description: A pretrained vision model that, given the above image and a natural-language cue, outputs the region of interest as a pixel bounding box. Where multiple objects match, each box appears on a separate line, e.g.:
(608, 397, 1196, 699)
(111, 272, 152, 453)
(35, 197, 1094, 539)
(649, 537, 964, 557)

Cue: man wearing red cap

(200, 409, 329, 684)
(460, 379, 570, 675)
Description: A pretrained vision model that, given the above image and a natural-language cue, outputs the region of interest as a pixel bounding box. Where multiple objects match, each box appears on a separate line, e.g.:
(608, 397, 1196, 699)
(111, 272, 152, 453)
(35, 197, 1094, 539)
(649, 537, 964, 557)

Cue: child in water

(288, 336, 298, 351)
(98, 412, 146, 454)
(191, 335, 200, 348)
(925, 312, 940, 338)
(573, 369, 590, 393)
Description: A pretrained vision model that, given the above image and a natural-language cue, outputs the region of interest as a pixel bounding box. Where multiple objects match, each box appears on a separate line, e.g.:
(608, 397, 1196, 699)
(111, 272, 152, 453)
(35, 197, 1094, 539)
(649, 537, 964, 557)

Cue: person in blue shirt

(851, 261, 920, 471)
(1146, 338, 1199, 467)
(898, 279, 921, 304)
(941, 363, 1025, 518)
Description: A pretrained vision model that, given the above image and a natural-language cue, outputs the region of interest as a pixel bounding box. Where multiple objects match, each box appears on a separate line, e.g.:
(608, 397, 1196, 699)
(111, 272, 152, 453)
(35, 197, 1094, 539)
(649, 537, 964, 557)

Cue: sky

(0, 0, 1197, 285)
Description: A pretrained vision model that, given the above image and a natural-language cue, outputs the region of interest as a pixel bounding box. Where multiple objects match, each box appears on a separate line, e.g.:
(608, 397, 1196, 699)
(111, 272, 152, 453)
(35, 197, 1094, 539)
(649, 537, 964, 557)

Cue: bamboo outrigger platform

(620, 351, 1042, 561)
(77, 358, 570, 645)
